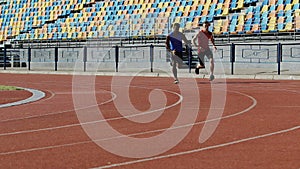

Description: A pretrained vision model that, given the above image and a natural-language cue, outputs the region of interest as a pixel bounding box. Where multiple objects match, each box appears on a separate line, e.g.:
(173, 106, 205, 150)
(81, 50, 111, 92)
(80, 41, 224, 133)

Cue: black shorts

(171, 51, 183, 64)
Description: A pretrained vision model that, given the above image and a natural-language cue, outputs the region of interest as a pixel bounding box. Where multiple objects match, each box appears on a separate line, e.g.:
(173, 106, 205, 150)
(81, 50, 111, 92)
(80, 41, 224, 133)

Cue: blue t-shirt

(168, 32, 183, 52)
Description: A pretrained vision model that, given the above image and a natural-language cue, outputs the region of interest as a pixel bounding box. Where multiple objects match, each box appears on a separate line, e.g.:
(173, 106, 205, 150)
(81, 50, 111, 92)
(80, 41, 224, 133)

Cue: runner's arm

(210, 35, 217, 50)
(192, 33, 198, 47)
(165, 35, 172, 52)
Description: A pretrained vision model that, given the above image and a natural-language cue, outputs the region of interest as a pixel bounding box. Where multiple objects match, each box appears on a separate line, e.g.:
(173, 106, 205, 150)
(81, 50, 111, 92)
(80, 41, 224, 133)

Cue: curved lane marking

(0, 88, 45, 108)
(0, 90, 257, 155)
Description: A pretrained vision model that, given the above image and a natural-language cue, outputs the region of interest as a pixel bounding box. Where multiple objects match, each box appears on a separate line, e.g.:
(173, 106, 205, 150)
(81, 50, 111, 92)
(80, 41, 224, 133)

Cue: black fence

(1, 42, 300, 75)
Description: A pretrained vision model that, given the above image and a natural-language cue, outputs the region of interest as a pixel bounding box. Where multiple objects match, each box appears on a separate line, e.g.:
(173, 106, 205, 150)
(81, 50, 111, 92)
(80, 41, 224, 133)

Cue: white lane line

(0, 90, 116, 123)
(0, 140, 92, 155)
(0, 84, 182, 122)
(0, 90, 252, 137)
(272, 106, 300, 108)
(0, 88, 182, 136)
(0, 91, 257, 155)
(94, 126, 300, 169)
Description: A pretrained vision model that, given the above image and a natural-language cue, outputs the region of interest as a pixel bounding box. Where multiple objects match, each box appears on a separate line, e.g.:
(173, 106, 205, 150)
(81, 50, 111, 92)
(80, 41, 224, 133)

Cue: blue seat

(151, 2, 158, 8)
(245, 18, 253, 25)
(277, 0, 283, 4)
(269, 5, 276, 11)
(285, 10, 292, 17)
(209, 4, 216, 15)
(244, 23, 251, 32)
(176, 11, 183, 17)
(244, 0, 252, 4)
(284, 0, 291, 4)
(277, 10, 284, 17)
(62, 32, 67, 39)
(39, 33, 44, 39)
(246, 6, 254, 13)
(293, 4, 299, 10)
(30, 33, 35, 39)
(200, 16, 206, 23)
(186, 0, 193, 6)
(277, 23, 284, 31)
(262, 11, 268, 18)
(207, 15, 213, 22)
(261, 23, 267, 31)
(230, 0, 237, 9)
(197, 5, 203, 16)
(253, 17, 260, 24)
(228, 24, 236, 33)
(254, 6, 261, 13)
(262, 0, 268, 5)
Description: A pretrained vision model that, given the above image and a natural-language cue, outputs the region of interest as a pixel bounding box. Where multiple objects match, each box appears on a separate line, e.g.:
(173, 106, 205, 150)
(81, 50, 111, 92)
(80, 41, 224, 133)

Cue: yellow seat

(295, 16, 300, 29)
(185, 22, 192, 30)
(163, 2, 169, 8)
(174, 17, 181, 23)
(88, 32, 94, 39)
(213, 20, 223, 34)
(68, 31, 73, 39)
(237, 14, 245, 25)
(236, 0, 244, 9)
(284, 22, 293, 31)
(285, 4, 292, 11)
(269, 17, 277, 24)
(266, 23, 276, 32)
(109, 31, 115, 37)
(222, 2, 230, 16)
(261, 5, 268, 13)
(221, 20, 229, 33)
(179, 6, 185, 12)
(158, 2, 164, 8)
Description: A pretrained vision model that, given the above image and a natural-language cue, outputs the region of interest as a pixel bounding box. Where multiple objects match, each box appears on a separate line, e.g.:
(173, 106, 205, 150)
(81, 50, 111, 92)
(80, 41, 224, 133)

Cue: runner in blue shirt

(166, 23, 190, 84)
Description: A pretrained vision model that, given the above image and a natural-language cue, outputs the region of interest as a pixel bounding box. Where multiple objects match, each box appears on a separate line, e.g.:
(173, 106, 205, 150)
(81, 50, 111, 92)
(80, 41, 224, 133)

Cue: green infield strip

(0, 85, 23, 91)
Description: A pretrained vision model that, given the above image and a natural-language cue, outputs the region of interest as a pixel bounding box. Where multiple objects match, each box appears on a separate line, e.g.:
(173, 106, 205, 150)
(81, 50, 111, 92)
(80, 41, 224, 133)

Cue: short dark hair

(198, 21, 211, 27)
(204, 21, 211, 25)
(173, 23, 180, 28)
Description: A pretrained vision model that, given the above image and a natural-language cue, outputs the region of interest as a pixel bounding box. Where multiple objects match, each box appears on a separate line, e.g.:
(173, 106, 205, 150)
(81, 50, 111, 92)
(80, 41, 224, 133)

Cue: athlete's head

(203, 21, 211, 29)
(172, 23, 180, 32)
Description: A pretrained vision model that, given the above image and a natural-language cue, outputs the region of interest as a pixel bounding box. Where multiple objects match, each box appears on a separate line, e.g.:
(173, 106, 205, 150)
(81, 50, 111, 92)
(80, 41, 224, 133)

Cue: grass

(0, 85, 22, 91)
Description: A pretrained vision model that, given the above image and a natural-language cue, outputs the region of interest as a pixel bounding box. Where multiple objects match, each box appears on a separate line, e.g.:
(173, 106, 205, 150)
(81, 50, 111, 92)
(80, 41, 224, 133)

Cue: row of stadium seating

(0, 0, 95, 41)
(1, 0, 300, 42)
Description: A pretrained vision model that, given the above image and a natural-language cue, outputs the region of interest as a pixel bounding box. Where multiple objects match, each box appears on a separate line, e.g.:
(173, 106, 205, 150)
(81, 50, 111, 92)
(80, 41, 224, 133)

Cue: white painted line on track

(94, 126, 300, 169)
(0, 90, 254, 137)
(0, 91, 257, 155)
(0, 90, 116, 123)
(0, 88, 182, 136)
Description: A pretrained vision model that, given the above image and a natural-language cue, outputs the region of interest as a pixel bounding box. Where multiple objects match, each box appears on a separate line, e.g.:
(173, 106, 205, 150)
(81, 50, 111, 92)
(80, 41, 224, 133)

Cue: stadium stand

(1, 0, 300, 44)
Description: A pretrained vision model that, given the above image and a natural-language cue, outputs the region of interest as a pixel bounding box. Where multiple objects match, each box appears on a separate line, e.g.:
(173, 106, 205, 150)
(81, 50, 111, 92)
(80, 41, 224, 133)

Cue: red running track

(0, 73, 299, 169)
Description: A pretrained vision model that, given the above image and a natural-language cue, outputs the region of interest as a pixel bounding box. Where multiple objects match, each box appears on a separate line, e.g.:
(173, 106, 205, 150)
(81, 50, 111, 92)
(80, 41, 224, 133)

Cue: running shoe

(209, 75, 215, 81)
(195, 64, 205, 75)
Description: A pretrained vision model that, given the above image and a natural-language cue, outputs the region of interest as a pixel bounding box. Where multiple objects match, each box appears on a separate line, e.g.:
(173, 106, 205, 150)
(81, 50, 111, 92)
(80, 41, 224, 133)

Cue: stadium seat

(213, 20, 223, 34)
(277, 17, 285, 31)
(2, 0, 300, 42)
(221, 19, 229, 34)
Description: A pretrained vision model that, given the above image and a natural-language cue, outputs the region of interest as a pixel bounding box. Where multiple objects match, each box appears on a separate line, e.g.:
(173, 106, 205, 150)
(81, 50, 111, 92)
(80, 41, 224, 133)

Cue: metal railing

(1, 42, 300, 75)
